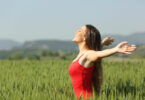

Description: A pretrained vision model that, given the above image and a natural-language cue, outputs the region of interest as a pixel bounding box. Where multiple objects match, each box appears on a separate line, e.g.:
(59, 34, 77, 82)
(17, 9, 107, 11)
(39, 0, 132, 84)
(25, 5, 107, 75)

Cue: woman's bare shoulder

(85, 50, 99, 62)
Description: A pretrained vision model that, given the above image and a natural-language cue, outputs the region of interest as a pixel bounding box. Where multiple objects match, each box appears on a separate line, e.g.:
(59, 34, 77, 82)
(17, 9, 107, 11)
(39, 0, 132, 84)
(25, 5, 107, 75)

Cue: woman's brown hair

(85, 24, 103, 96)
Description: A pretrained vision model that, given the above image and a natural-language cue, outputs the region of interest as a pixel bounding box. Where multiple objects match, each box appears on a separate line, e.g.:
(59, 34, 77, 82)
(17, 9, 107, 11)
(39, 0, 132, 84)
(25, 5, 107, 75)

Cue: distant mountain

(0, 39, 22, 50)
(18, 32, 144, 51)
(14, 39, 78, 51)
(0, 32, 145, 51)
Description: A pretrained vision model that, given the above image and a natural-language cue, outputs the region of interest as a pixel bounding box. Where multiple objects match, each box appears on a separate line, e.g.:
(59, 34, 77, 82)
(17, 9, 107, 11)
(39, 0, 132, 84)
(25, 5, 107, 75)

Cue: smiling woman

(68, 24, 136, 100)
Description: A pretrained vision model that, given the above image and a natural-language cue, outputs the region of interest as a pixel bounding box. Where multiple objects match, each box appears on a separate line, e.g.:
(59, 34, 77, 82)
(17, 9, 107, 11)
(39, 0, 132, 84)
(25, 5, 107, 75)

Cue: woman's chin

(72, 39, 78, 44)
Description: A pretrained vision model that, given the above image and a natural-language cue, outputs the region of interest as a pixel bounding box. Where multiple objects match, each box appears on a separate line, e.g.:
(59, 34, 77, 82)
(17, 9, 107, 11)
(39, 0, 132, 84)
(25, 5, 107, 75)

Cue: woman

(68, 24, 136, 100)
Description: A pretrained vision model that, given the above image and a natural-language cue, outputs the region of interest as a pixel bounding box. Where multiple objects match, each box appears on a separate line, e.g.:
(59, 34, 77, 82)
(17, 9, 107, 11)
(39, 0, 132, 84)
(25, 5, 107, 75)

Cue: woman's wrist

(113, 47, 118, 53)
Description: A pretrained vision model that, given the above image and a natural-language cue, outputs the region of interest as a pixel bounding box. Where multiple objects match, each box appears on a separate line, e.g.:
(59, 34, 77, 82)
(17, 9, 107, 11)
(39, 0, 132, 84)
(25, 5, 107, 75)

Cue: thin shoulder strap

(77, 51, 87, 60)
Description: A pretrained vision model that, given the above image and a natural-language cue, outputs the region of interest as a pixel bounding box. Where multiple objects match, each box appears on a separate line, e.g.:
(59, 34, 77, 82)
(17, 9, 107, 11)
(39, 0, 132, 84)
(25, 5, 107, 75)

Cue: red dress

(68, 53, 95, 99)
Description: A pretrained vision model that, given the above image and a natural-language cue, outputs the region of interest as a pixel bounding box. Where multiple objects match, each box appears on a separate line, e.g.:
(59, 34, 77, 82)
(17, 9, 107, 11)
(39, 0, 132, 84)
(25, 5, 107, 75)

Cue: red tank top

(68, 53, 95, 99)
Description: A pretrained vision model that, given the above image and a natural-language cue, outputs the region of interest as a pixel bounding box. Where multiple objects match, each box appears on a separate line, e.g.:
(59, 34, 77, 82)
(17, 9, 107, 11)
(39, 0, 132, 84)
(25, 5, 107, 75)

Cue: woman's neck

(77, 42, 90, 54)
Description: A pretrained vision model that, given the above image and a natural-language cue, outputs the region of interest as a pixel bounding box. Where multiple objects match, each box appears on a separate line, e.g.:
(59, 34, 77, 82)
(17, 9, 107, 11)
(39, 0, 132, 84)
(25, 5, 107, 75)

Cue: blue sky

(0, 0, 145, 43)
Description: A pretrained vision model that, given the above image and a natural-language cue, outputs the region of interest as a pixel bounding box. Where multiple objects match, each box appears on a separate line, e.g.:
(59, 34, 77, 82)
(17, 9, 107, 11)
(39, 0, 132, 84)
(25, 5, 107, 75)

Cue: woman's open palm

(115, 41, 136, 54)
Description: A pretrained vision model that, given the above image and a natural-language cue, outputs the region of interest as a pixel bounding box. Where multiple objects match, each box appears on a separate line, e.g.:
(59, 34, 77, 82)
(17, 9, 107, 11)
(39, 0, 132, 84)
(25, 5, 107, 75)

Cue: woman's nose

(74, 31, 78, 34)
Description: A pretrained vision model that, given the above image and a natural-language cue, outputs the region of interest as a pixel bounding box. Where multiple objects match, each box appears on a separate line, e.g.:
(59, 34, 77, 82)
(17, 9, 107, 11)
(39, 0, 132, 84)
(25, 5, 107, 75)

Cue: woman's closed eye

(79, 29, 82, 32)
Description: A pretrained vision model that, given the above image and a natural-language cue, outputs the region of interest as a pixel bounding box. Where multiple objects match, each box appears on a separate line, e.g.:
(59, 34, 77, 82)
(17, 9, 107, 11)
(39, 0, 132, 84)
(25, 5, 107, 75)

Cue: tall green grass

(0, 58, 144, 100)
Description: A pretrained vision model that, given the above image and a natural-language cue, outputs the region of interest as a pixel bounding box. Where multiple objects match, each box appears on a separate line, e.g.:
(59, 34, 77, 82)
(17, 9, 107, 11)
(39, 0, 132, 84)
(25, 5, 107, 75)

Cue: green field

(0, 58, 145, 100)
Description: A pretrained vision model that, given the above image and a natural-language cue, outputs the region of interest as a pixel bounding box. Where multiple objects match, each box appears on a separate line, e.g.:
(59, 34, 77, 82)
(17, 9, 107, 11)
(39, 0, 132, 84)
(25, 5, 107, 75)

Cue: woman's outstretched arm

(86, 41, 136, 62)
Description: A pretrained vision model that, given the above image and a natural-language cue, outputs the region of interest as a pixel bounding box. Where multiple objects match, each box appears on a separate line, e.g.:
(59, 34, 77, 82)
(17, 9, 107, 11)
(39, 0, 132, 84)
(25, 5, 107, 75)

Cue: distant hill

(0, 32, 145, 51)
(15, 39, 77, 51)
(0, 39, 22, 50)
(0, 33, 145, 59)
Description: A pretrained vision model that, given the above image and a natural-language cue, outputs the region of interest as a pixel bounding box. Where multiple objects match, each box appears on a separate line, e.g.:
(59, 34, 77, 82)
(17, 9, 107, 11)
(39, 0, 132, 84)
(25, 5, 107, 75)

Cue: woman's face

(72, 25, 86, 44)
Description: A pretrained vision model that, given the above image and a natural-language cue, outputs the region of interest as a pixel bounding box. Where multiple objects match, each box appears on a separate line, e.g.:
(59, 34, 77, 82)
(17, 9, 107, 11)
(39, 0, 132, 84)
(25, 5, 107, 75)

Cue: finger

(126, 46, 136, 51)
(111, 39, 114, 42)
(106, 37, 110, 41)
(109, 40, 114, 43)
(127, 46, 136, 49)
(121, 41, 128, 44)
(105, 37, 110, 39)
(123, 52, 132, 55)
(108, 42, 113, 45)
(127, 48, 136, 51)
(130, 46, 136, 49)
(127, 49, 136, 52)
(127, 45, 136, 49)
(103, 37, 109, 41)
(118, 41, 128, 47)
(131, 45, 136, 46)
(131, 45, 136, 48)
(108, 39, 114, 43)
(111, 38, 114, 42)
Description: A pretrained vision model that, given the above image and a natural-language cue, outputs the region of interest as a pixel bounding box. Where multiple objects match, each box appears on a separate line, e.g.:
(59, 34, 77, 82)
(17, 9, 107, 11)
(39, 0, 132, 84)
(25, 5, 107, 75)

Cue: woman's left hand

(101, 37, 114, 46)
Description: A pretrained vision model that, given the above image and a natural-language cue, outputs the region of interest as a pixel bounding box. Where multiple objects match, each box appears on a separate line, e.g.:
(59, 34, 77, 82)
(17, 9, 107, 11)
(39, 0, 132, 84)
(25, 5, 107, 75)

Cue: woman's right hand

(114, 41, 136, 54)
(85, 41, 136, 62)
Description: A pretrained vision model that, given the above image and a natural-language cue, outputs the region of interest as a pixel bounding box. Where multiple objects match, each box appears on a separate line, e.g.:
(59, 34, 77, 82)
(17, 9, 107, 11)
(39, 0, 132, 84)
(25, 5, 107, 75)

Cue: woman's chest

(68, 62, 81, 75)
